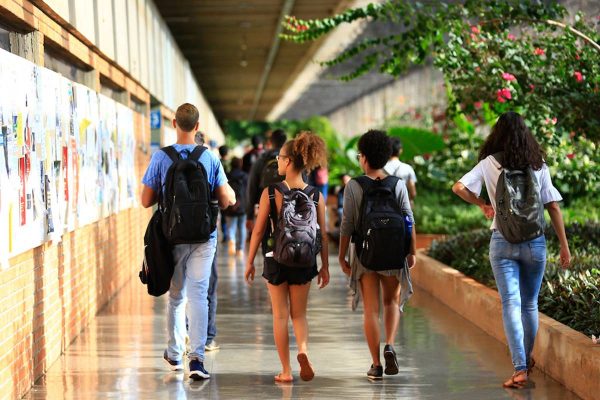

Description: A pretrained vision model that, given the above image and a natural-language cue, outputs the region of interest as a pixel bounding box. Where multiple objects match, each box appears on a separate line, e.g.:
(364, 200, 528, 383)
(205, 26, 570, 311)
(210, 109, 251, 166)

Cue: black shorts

(262, 257, 318, 286)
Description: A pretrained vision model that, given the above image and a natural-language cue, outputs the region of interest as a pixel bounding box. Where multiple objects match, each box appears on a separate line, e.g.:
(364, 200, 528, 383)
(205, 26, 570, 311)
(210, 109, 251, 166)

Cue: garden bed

(412, 251, 600, 400)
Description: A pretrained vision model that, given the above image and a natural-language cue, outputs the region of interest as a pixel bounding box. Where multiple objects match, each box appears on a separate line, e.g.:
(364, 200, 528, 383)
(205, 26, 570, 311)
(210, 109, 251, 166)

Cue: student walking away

(223, 157, 248, 257)
(338, 130, 417, 381)
(140, 103, 235, 381)
(244, 132, 330, 383)
(218, 145, 231, 242)
(194, 130, 221, 352)
(242, 135, 264, 174)
(246, 129, 287, 234)
(308, 166, 329, 201)
(452, 111, 571, 389)
(384, 137, 417, 207)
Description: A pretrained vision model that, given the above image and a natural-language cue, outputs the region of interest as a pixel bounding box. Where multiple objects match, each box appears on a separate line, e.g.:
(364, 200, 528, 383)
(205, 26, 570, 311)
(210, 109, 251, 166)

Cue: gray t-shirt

(340, 176, 414, 238)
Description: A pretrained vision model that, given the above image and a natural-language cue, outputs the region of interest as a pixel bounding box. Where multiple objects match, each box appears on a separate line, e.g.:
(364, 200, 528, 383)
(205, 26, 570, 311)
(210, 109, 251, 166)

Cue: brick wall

(0, 113, 151, 400)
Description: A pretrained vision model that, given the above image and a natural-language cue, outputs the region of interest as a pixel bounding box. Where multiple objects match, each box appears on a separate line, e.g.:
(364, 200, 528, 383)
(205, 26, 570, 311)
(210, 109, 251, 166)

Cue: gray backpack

(493, 152, 545, 244)
(268, 183, 320, 267)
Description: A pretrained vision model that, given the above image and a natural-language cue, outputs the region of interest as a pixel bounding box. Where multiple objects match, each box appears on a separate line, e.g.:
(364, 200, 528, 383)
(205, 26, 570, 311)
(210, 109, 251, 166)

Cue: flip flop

(297, 353, 315, 381)
(274, 373, 293, 383)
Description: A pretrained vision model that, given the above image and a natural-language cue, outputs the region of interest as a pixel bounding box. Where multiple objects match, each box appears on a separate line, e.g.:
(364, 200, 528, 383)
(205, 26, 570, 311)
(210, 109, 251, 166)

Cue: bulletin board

(0, 48, 138, 267)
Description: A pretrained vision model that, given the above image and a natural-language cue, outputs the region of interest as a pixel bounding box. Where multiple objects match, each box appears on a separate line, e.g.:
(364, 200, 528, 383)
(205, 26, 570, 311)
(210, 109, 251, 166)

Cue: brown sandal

(297, 353, 315, 381)
(502, 370, 528, 389)
(527, 357, 536, 375)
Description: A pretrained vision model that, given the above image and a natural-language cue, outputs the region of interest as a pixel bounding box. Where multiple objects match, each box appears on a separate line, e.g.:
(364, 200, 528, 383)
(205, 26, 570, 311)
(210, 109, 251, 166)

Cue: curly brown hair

(282, 131, 328, 173)
(479, 111, 545, 170)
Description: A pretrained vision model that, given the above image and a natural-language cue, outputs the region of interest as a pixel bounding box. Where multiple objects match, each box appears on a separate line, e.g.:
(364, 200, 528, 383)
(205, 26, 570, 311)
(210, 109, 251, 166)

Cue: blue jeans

(226, 214, 247, 251)
(207, 248, 218, 344)
(489, 231, 546, 372)
(167, 238, 217, 362)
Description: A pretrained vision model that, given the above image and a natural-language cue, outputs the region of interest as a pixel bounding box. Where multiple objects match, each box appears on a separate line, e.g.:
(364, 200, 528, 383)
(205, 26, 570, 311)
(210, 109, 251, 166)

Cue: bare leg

(267, 282, 292, 379)
(380, 275, 401, 345)
(360, 272, 382, 366)
(289, 282, 311, 354)
(289, 282, 314, 381)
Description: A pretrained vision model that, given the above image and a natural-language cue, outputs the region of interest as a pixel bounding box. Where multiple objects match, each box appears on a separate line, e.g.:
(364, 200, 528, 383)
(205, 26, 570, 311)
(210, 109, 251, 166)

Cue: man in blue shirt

(141, 103, 235, 380)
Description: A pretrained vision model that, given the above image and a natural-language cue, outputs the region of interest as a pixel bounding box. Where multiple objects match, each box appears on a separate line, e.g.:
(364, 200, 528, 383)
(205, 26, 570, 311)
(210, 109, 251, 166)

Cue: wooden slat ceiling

(154, 0, 351, 122)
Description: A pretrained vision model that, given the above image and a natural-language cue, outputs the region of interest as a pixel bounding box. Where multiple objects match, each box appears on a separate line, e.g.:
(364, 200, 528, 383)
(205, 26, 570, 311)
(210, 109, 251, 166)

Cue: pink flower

(475, 66, 481, 72)
(507, 34, 516, 40)
(575, 54, 581, 60)
(566, 153, 575, 160)
(534, 48, 545, 56)
(545, 117, 558, 125)
(474, 101, 483, 109)
(470, 33, 477, 41)
(552, 117, 558, 125)
(574, 71, 584, 82)
(502, 72, 516, 81)
(471, 25, 480, 34)
(529, 84, 535, 92)
(496, 88, 512, 103)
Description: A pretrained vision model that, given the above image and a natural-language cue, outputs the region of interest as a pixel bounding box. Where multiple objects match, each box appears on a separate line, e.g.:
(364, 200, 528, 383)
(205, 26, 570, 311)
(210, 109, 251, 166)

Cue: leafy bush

(428, 223, 600, 335)
(413, 192, 488, 234)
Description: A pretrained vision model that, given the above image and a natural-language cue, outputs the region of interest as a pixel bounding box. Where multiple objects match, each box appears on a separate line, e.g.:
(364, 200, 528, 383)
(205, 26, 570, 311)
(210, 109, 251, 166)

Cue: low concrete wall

(413, 252, 600, 400)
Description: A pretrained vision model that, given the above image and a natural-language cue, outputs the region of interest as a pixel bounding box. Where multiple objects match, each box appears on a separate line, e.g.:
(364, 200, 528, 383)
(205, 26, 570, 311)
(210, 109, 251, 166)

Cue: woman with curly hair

(338, 130, 417, 381)
(452, 111, 571, 389)
(245, 131, 330, 383)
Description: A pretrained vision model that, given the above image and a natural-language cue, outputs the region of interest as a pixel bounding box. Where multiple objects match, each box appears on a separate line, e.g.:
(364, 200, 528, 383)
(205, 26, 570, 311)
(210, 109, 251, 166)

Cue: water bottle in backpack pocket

(353, 176, 411, 271)
(268, 183, 321, 268)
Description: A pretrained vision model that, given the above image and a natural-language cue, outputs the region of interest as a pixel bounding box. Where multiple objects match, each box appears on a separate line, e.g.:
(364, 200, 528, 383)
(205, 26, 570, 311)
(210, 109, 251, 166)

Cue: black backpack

(353, 176, 411, 271)
(160, 145, 218, 244)
(492, 153, 545, 244)
(268, 183, 321, 268)
(224, 173, 247, 216)
(139, 210, 174, 296)
(259, 150, 284, 190)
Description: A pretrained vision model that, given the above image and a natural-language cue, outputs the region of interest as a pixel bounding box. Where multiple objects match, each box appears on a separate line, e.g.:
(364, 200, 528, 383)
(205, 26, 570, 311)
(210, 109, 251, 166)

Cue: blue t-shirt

(142, 144, 228, 239)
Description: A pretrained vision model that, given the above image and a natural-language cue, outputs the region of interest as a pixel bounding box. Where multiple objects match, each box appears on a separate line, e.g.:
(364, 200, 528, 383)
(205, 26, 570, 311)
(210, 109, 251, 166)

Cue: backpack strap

(189, 145, 207, 162)
(268, 185, 278, 228)
(161, 146, 180, 163)
(304, 185, 320, 206)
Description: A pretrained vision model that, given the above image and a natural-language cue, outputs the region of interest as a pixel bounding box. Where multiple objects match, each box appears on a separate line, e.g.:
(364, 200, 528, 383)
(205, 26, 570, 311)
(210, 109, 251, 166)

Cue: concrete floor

(25, 247, 579, 400)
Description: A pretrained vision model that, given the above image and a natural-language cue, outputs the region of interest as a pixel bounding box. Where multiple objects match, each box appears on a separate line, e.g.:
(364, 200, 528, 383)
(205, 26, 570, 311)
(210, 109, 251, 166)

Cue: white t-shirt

(384, 158, 417, 183)
(459, 155, 562, 230)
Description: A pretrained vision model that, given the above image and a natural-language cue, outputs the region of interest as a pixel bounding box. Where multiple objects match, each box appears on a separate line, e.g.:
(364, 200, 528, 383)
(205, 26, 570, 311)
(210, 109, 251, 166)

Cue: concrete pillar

(9, 30, 44, 66)
(82, 69, 101, 92)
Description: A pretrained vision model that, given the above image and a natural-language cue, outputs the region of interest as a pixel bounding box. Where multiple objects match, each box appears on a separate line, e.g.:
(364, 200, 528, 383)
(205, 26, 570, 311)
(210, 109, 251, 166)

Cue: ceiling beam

(247, 0, 296, 120)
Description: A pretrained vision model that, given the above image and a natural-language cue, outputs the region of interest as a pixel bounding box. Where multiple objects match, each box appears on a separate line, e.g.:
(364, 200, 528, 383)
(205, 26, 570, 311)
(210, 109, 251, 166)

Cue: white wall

(54, 0, 224, 142)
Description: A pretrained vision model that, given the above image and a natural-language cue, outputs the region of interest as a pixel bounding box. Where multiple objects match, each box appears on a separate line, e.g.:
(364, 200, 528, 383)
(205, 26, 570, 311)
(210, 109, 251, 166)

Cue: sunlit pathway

(25, 247, 578, 399)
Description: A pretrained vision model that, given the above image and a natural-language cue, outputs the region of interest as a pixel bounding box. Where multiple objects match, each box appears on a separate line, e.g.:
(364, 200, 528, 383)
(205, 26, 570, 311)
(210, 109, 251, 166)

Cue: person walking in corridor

(246, 129, 287, 234)
(384, 137, 417, 208)
(338, 130, 416, 381)
(452, 111, 571, 389)
(223, 157, 248, 257)
(141, 103, 235, 380)
(244, 132, 330, 383)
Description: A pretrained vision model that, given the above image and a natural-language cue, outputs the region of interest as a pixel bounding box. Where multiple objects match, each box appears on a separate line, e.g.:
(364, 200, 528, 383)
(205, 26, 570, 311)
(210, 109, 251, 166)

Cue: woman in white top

(452, 111, 571, 389)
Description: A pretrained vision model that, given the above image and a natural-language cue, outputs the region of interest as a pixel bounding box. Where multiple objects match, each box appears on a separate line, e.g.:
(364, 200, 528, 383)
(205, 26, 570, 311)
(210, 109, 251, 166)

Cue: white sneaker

(205, 340, 220, 351)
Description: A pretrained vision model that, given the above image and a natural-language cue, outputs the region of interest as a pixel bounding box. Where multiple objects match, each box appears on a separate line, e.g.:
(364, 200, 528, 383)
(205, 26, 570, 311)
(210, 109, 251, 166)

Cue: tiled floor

(25, 248, 579, 399)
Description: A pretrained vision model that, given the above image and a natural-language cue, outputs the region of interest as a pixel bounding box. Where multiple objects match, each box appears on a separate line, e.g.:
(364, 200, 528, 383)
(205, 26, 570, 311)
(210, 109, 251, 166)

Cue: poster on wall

(0, 47, 139, 266)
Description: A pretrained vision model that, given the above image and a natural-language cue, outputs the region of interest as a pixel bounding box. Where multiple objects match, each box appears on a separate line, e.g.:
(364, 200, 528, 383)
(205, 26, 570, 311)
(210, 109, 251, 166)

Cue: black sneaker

(383, 344, 399, 375)
(367, 364, 383, 380)
(163, 350, 183, 371)
(189, 359, 210, 380)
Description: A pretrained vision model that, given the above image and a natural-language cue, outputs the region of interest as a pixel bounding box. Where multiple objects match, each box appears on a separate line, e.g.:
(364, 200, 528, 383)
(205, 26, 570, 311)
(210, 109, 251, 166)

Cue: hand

(479, 204, 495, 219)
(317, 267, 330, 289)
(559, 245, 571, 269)
(246, 219, 254, 232)
(244, 262, 256, 284)
(406, 254, 416, 269)
(339, 257, 351, 276)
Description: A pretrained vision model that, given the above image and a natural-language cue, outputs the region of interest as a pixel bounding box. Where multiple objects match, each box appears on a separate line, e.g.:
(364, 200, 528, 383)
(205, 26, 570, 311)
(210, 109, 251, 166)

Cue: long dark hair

(478, 111, 545, 170)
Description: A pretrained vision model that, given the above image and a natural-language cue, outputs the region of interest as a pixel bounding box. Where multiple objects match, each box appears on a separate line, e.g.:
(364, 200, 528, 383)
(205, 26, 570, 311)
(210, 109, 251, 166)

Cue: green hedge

(427, 223, 600, 336)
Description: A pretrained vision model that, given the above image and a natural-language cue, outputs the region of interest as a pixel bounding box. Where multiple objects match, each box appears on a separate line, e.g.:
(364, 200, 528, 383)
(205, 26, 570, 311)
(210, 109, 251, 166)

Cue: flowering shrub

(282, 0, 600, 199)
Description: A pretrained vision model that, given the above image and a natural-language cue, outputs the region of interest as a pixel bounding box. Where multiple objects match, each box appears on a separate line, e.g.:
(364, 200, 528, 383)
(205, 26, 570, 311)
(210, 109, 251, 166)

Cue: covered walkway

(25, 249, 576, 400)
